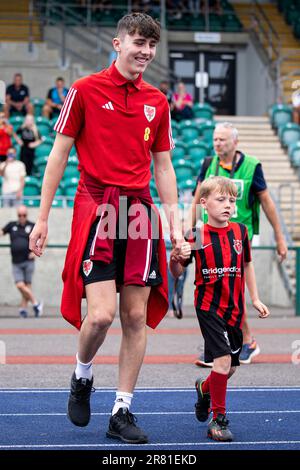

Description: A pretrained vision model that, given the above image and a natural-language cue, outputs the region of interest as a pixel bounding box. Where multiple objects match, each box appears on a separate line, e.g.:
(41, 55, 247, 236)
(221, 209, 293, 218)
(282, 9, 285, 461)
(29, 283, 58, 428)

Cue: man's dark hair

(116, 13, 160, 42)
(56, 77, 65, 82)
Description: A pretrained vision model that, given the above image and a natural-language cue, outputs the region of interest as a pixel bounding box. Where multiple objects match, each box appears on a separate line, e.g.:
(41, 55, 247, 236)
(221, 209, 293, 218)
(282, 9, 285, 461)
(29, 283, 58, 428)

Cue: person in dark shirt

(0, 206, 43, 318)
(170, 176, 270, 442)
(4, 73, 33, 119)
(15, 114, 43, 175)
(42, 77, 69, 119)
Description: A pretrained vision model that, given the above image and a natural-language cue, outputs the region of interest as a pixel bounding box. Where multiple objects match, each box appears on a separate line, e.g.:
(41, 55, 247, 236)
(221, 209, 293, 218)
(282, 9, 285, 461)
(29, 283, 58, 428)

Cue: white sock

(75, 353, 93, 380)
(111, 391, 133, 416)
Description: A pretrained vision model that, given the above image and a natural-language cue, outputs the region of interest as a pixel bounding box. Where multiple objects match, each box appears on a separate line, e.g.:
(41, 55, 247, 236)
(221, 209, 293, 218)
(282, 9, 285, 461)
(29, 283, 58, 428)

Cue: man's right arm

(29, 133, 74, 256)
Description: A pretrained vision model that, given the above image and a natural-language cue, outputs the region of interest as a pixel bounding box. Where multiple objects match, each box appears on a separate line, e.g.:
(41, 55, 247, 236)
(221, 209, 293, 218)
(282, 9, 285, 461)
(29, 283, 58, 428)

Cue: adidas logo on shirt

(148, 270, 157, 280)
(102, 101, 114, 110)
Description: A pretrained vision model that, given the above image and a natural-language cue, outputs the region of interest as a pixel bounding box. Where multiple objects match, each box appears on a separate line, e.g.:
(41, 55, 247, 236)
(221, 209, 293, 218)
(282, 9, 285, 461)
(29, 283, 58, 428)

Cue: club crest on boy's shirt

(233, 239, 243, 255)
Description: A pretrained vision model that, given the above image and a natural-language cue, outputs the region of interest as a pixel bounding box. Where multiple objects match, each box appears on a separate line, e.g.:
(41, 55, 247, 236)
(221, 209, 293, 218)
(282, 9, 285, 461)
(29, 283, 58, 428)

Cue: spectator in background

(0, 147, 26, 207)
(15, 114, 43, 176)
(0, 112, 13, 162)
(292, 88, 300, 125)
(0, 205, 43, 318)
(4, 73, 33, 119)
(200, 0, 222, 14)
(43, 77, 69, 119)
(171, 81, 194, 121)
(159, 80, 173, 106)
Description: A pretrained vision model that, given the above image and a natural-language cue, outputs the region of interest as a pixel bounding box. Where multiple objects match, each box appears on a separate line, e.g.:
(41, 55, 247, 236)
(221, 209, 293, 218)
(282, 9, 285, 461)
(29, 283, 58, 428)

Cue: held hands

(171, 241, 191, 263)
(252, 299, 270, 319)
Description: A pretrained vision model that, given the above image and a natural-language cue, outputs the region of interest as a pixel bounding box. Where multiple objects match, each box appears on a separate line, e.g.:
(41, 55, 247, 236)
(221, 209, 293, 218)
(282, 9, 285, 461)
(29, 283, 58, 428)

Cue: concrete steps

(0, 0, 42, 41)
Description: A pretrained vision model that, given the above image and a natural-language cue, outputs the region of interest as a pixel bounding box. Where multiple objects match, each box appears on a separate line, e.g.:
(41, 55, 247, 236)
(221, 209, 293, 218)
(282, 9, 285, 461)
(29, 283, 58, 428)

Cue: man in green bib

(191, 122, 287, 364)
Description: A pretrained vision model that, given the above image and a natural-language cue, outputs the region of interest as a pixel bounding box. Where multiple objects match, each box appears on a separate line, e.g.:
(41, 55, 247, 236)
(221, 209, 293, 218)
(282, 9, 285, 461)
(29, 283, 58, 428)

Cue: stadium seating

(36, 117, 51, 137)
(192, 103, 214, 122)
(271, 104, 293, 129)
(9, 115, 24, 131)
(149, 179, 159, 199)
(31, 97, 45, 117)
(52, 186, 64, 208)
(186, 140, 209, 170)
(279, 123, 300, 147)
(178, 120, 199, 142)
(173, 159, 195, 182)
(171, 140, 187, 160)
(35, 142, 53, 159)
(200, 120, 216, 145)
(288, 141, 300, 166)
(23, 176, 40, 207)
(63, 177, 79, 207)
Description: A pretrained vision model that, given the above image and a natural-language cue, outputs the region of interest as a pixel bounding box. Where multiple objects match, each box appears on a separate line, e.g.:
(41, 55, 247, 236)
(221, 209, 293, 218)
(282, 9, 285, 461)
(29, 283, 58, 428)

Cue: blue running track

(0, 387, 300, 450)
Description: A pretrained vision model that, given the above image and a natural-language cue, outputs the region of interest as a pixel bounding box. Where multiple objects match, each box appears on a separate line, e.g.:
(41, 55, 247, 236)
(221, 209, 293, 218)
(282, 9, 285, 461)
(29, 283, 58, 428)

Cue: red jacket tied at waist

(61, 174, 169, 330)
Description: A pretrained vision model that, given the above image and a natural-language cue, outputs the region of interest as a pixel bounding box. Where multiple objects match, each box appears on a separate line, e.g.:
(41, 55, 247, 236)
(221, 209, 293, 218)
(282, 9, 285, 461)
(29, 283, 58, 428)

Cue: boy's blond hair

(199, 176, 238, 199)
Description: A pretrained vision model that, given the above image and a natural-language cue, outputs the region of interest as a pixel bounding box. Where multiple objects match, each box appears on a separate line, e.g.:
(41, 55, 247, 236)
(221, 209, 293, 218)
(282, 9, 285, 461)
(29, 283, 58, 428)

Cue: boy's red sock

(210, 370, 228, 419)
(202, 375, 210, 394)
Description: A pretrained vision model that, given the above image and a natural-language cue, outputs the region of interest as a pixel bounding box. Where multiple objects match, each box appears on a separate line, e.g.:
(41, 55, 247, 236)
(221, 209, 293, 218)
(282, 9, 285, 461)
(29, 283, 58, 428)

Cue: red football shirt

(187, 222, 251, 328)
(54, 62, 174, 188)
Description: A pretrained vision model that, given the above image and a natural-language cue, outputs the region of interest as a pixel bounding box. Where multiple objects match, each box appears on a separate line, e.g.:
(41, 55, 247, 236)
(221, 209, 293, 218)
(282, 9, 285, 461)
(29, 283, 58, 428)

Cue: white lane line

(0, 387, 300, 393)
(1, 410, 300, 417)
(0, 441, 300, 449)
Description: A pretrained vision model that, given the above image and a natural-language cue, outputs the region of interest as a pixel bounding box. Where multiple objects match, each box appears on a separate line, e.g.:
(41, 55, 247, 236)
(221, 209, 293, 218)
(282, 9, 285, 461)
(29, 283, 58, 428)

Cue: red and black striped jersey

(187, 222, 251, 329)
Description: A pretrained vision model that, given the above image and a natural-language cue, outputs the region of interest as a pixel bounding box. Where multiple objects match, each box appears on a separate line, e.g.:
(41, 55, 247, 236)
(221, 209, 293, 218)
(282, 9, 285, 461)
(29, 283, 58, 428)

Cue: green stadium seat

(173, 159, 195, 182)
(149, 179, 159, 199)
(172, 140, 187, 160)
(222, 13, 242, 32)
(293, 16, 300, 38)
(50, 116, 59, 129)
(63, 163, 80, 180)
(24, 176, 40, 196)
(192, 103, 214, 121)
(31, 97, 45, 117)
(208, 14, 222, 32)
(9, 115, 24, 131)
(24, 199, 40, 207)
(200, 121, 216, 145)
(271, 104, 293, 129)
(36, 117, 51, 136)
(186, 140, 209, 170)
(288, 141, 300, 166)
(52, 186, 64, 208)
(178, 120, 199, 142)
(35, 143, 53, 159)
(279, 123, 300, 147)
(69, 146, 77, 157)
(171, 120, 179, 138)
(189, 14, 205, 31)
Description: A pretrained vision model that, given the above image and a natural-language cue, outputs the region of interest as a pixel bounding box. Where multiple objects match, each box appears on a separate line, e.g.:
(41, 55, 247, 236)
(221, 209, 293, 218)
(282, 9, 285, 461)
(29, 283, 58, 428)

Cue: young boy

(170, 176, 270, 441)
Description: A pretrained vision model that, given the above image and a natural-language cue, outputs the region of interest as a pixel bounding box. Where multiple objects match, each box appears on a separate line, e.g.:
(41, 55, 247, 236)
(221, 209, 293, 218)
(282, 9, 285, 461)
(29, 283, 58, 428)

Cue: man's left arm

(257, 189, 287, 262)
(152, 150, 183, 250)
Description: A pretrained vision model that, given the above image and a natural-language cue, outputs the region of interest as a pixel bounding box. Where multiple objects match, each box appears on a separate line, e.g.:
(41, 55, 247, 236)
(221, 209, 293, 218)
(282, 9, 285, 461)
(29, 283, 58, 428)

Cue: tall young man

(29, 13, 182, 444)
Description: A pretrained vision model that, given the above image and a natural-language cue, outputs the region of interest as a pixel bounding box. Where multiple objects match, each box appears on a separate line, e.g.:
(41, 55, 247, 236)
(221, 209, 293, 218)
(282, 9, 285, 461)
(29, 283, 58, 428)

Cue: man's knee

(87, 305, 115, 330)
(16, 281, 26, 290)
(120, 308, 146, 331)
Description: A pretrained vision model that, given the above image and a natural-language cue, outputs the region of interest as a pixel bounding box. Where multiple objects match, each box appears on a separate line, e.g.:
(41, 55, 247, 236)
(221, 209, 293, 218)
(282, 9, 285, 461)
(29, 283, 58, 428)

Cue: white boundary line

(0, 387, 300, 393)
(0, 441, 300, 449)
(0, 410, 300, 417)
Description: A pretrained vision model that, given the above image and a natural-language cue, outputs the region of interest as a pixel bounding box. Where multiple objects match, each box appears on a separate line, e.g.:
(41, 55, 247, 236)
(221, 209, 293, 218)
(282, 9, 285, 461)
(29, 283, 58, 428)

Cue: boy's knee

(214, 354, 231, 374)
